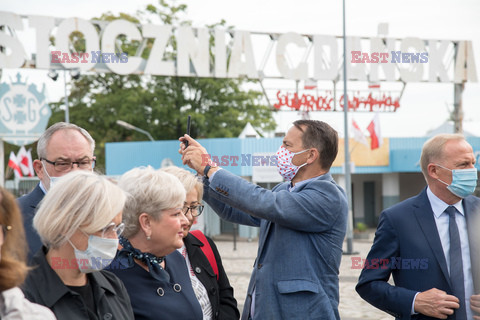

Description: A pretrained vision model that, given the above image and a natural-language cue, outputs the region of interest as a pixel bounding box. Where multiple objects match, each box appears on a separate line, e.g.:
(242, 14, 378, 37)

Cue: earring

(147, 235, 151, 240)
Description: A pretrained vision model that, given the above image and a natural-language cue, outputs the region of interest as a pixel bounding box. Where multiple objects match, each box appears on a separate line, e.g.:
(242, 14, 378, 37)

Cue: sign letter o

(55, 18, 99, 71)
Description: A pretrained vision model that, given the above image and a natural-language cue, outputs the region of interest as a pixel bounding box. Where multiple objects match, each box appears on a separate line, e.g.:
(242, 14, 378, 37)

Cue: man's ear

(33, 159, 45, 179)
(427, 163, 439, 179)
(307, 148, 319, 165)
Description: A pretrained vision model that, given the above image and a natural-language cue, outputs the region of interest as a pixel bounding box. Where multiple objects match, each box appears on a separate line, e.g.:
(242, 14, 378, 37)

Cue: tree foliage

(47, 1, 276, 172)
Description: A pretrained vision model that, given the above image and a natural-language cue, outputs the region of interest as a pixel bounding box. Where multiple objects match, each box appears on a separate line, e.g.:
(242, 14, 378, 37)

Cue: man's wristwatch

(203, 162, 218, 179)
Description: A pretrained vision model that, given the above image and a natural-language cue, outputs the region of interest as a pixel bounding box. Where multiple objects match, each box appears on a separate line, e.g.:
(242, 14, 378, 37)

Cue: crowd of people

(1, 120, 478, 319)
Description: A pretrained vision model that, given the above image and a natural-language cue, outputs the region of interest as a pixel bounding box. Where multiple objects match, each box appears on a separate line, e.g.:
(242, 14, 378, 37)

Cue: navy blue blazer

(203, 169, 348, 320)
(17, 183, 45, 262)
(356, 188, 480, 320)
(107, 250, 203, 320)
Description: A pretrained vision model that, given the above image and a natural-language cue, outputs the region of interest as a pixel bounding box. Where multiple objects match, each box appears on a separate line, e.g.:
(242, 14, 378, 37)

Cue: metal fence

(5, 177, 39, 197)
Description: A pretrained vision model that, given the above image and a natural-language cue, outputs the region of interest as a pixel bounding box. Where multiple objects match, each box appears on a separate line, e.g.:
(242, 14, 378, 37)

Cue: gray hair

(117, 166, 186, 239)
(160, 166, 203, 202)
(34, 171, 126, 249)
(37, 122, 95, 158)
(420, 133, 466, 179)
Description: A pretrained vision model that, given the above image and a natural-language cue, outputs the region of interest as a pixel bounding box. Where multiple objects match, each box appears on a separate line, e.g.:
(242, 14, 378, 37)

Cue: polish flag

(17, 146, 35, 177)
(367, 113, 383, 150)
(8, 151, 23, 179)
(351, 119, 368, 146)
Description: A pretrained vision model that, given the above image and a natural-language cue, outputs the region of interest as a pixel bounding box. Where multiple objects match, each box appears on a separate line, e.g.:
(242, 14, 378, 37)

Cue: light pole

(116, 120, 155, 141)
(48, 69, 80, 123)
(63, 69, 69, 123)
(342, 0, 356, 255)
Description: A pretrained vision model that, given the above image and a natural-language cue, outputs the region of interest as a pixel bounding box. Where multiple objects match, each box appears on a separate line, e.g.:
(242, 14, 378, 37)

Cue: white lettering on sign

(0, 12, 27, 68)
(0, 11, 477, 83)
(55, 17, 99, 71)
(276, 32, 308, 80)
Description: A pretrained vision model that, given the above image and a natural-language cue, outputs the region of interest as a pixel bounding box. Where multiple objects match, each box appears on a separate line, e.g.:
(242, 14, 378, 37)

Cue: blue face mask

(436, 164, 478, 198)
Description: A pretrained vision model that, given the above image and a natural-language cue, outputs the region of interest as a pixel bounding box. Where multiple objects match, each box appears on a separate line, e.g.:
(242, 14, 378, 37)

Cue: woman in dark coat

(162, 166, 240, 320)
(22, 171, 134, 320)
(107, 166, 204, 320)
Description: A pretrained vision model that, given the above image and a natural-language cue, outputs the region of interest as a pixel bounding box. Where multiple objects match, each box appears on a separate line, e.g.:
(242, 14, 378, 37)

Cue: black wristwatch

(204, 162, 218, 179)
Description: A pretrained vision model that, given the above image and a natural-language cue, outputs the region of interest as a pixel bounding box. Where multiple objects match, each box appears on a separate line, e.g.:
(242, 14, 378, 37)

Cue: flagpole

(342, 0, 356, 255)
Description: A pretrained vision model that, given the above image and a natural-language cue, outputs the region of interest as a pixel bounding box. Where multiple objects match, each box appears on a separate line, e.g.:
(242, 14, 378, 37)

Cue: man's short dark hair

(293, 120, 338, 170)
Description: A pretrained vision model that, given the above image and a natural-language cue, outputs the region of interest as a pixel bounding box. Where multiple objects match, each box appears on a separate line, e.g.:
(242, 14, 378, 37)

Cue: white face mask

(68, 233, 119, 273)
(42, 161, 60, 190)
(275, 145, 309, 181)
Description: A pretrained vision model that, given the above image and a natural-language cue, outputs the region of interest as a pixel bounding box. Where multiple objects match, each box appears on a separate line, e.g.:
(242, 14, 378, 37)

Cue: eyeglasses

(41, 158, 96, 172)
(100, 222, 125, 238)
(182, 205, 204, 217)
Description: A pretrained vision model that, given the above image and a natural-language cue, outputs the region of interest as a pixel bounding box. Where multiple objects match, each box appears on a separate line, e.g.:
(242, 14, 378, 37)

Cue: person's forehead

(49, 129, 87, 143)
(47, 130, 91, 155)
(444, 139, 473, 153)
(441, 139, 474, 161)
(284, 125, 304, 142)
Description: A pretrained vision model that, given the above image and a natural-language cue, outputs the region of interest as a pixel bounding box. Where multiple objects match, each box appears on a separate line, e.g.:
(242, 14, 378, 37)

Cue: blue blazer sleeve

(203, 177, 261, 227)
(356, 211, 417, 319)
(204, 169, 347, 233)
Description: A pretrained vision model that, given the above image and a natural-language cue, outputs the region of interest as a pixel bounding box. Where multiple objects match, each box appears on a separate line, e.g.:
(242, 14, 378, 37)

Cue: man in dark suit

(356, 133, 480, 319)
(181, 120, 348, 320)
(17, 122, 96, 261)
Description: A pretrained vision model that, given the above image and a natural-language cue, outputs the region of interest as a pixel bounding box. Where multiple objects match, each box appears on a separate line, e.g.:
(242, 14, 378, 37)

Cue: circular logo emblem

(0, 73, 51, 146)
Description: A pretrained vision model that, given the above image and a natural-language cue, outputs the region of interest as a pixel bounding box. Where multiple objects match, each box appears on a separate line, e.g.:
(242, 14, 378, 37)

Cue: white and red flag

(367, 113, 383, 150)
(17, 146, 35, 177)
(351, 119, 368, 146)
(8, 151, 23, 179)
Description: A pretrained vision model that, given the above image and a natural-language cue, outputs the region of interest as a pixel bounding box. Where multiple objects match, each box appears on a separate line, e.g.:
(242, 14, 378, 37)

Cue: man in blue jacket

(180, 120, 348, 320)
(356, 133, 480, 319)
(17, 122, 96, 261)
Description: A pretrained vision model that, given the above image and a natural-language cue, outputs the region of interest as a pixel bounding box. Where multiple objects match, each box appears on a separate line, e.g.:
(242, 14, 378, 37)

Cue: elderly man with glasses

(17, 122, 96, 262)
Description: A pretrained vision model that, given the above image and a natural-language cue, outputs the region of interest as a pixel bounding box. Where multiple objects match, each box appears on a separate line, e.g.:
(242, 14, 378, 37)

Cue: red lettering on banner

(339, 93, 400, 112)
(274, 90, 400, 113)
(273, 91, 334, 111)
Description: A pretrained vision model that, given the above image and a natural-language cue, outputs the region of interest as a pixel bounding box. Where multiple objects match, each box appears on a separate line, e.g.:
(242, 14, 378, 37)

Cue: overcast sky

(2, 0, 480, 138)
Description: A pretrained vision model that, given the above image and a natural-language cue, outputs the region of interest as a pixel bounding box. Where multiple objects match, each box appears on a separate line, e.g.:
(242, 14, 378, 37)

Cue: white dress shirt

(427, 187, 474, 319)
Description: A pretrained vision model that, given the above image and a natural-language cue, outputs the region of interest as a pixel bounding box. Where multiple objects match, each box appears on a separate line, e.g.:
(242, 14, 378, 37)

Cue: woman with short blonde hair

(107, 166, 205, 320)
(22, 171, 134, 319)
(119, 166, 186, 239)
(34, 171, 126, 249)
(161, 166, 204, 201)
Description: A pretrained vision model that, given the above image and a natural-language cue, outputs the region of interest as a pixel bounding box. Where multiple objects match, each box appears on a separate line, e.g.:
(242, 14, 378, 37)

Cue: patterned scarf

(118, 236, 170, 282)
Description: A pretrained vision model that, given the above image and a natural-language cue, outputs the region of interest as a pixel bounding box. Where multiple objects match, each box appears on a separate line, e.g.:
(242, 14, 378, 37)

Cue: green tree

(48, 0, 276, 172)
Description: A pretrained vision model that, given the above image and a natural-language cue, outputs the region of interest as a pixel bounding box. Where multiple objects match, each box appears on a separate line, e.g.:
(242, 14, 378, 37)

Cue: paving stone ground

(214, 235, 393, 319)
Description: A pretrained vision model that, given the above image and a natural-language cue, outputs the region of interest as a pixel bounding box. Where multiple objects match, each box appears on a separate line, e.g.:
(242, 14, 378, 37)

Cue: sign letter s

(0, 12, 27, 68)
